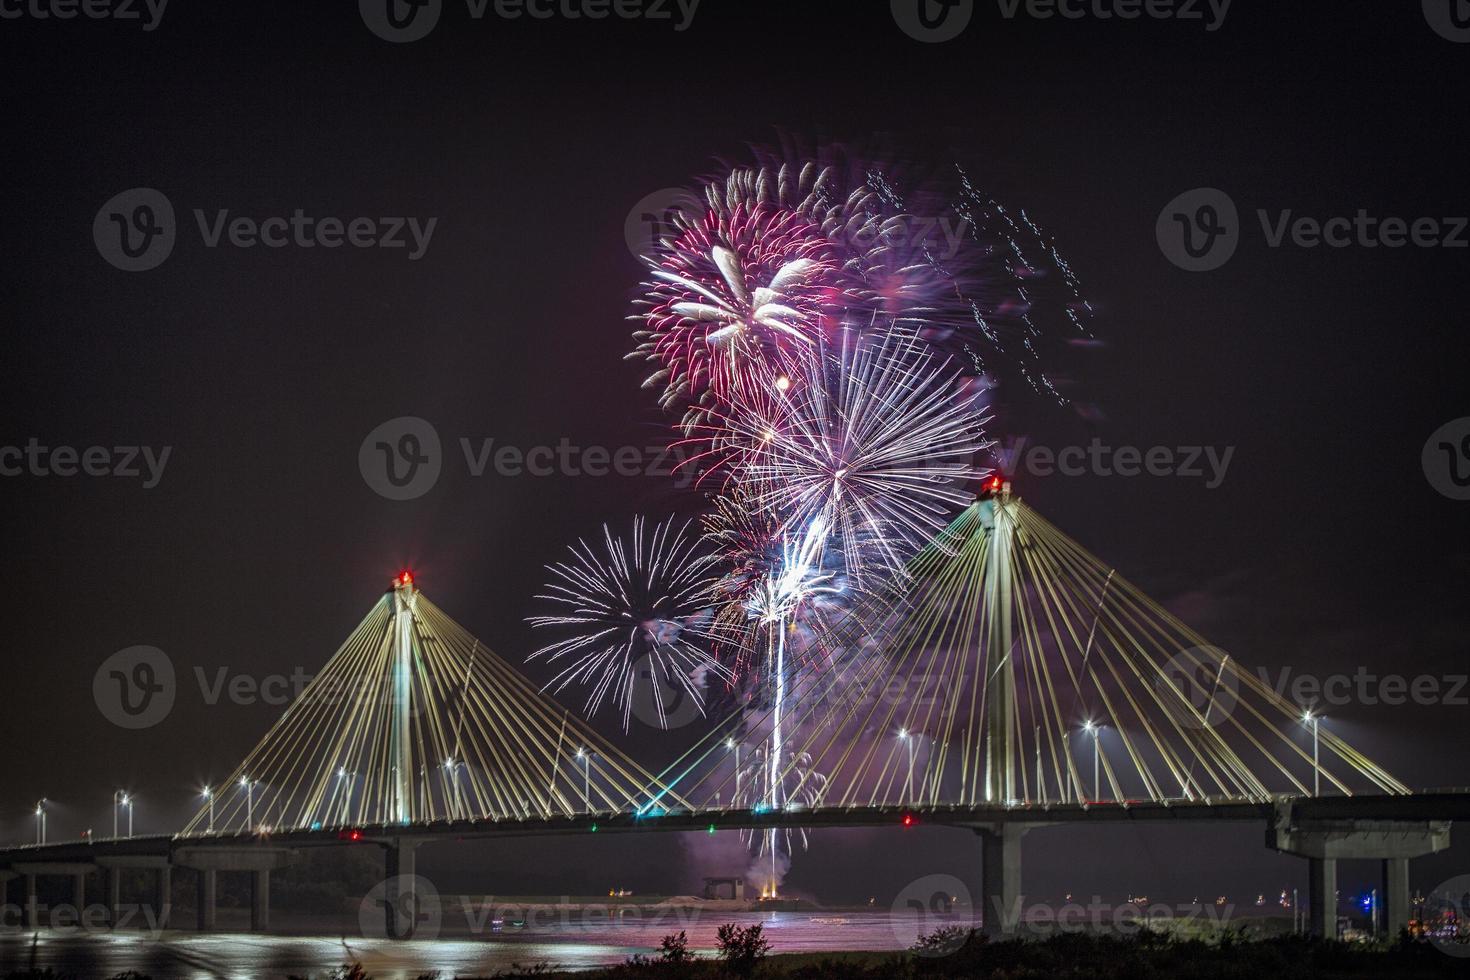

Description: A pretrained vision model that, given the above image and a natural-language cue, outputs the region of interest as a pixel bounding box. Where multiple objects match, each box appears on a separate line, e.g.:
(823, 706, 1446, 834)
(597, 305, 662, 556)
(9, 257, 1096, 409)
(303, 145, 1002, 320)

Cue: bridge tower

(983, 481, 1016, 804)
(389, 573, 417, 824)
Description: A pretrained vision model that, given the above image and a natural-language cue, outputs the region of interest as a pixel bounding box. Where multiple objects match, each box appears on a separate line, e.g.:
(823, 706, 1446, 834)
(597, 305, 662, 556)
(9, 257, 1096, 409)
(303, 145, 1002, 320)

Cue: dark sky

(2, 0, 1468, 908)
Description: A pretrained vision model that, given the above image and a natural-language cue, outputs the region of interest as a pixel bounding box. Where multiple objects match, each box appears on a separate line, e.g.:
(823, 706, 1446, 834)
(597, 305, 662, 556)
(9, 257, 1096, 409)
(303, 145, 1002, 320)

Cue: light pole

(899, 729, 915, 805)
(443, 759, 464, 820)
(202, 787, 214, 833)
(575, 749, 591, 813)
(1303, 710, 1322, 797)
(727, 738, 740, 804)
(241, 777, 255, 831)
(1084, 721, 1101, 801)
(337, 769, 354, 825)
(113, 791, 132, 838)
(34, 799, 46, 845)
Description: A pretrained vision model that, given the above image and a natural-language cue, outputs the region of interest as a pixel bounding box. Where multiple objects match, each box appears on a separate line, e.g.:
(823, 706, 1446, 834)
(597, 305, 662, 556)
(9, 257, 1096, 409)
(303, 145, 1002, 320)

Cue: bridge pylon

(389, 573, 416, 825)
(982, 481, 1017, 805)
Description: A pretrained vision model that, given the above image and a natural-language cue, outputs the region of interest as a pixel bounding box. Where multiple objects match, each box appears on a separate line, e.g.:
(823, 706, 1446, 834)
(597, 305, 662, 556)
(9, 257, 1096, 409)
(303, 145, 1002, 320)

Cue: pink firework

(630, 164, 896, 420)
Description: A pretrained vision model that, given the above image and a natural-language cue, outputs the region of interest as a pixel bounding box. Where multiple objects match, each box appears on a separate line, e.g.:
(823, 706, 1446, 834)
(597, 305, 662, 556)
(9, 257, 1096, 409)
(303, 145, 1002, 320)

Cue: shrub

(716, 922, 772, 976)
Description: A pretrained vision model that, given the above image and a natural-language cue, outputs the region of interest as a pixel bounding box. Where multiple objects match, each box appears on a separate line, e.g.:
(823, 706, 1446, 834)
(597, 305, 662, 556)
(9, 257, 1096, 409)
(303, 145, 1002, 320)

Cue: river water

(0, 910, 953, 978)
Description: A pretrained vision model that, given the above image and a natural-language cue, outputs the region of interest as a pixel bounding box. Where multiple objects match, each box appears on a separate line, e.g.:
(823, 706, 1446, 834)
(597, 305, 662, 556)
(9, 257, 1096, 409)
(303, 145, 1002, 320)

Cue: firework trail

(527, 516, 732, 731)
(612, 150, 1092, 895)
(694, 329, 990, 590)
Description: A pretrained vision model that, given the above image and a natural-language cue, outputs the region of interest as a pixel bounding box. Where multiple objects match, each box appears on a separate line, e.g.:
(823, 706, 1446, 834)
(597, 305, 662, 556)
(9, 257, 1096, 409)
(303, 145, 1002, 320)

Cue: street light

(337, 769, 354, 825)
(240, 777, 256, 831)
(1083, 721, 1101, 801)
(575, 749, 591, 813)
(112, 791, 132, 839)
(726, 738, 740, 804)
(1303, 710, 1322, 797)
(34, 799, 47, 845)
(899, 729, 916, 805)
(443, 758, 464, 820)
(201, 786, 214, 833)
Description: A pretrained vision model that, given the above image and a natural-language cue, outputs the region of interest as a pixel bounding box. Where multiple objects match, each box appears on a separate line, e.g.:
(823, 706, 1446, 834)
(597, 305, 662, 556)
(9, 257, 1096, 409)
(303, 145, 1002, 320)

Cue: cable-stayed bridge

(2, 490, 1462, 940)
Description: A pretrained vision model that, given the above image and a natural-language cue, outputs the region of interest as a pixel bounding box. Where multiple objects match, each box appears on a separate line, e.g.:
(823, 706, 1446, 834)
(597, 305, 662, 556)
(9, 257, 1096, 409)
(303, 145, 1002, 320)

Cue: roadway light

(202, 786, 215, 833)
(337, 770, 355, 825)
(727, 739, 741, 804)
(34, 799, 46, 845)
(1302, 711, 1323, 797)
(576, 749, 591, 814)
(899, 729, 916, 805)
(240, 777, 256, 831)
(1084, 722, 1102, 801)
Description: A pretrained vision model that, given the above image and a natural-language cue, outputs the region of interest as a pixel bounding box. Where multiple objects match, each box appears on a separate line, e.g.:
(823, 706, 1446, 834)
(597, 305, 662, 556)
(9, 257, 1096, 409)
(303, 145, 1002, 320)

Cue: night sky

(2, 0, 1468, 908)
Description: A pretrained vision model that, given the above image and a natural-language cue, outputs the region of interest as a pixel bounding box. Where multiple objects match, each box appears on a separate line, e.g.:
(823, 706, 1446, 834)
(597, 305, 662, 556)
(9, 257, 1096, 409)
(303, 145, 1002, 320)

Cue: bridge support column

(1308, 857, 1337, 939)
(154, 865, 172, 930)
(23, 873, 38, 928)
(72, 872, 86, 918)
(977, 825, 1028, 939)
(251, 869, 270, 932)
(105, 866, 121, 928)
(196, 869, 217, 932)
(1381, 858, 1411, 938)
(384, 837, 423, 939)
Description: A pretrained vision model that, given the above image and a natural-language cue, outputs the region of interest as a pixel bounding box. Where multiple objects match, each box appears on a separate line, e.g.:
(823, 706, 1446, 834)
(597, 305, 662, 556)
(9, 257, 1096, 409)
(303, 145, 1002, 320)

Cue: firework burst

(700, 330, 990, 589)
(527, 516, 731, 730)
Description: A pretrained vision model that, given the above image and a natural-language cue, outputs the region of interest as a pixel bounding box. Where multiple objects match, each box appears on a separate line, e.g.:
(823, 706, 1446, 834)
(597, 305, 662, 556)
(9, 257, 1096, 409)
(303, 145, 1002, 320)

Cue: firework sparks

(702, 330, 990, 589)
(527, 516, 731, 730)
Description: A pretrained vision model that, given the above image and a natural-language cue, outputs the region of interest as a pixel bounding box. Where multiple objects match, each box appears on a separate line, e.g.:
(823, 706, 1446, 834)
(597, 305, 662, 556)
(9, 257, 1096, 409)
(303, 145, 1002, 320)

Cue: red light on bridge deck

(901, 813, 916, 827)
(338, 829, 365, 841)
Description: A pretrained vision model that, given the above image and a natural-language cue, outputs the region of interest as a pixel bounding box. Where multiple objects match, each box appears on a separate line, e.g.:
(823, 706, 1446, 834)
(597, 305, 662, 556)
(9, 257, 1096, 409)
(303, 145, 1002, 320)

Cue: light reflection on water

(0, 911, 971, 979)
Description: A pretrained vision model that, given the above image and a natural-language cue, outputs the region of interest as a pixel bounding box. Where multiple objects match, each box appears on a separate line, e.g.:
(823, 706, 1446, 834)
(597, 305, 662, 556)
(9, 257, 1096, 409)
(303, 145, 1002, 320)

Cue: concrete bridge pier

(1381, 857, 1412, 937)
(23, 873, 37, 928)
(104, 866, 122, 927)
(974, 824, 1033, 939)
(95, 856, 172, 931)
(1268, 802, 1451, 939)
(12, 863, 97, 929)
(384, 836, 424, 939)
(196, 869, 217, 932)
(173, 846, 295, 933)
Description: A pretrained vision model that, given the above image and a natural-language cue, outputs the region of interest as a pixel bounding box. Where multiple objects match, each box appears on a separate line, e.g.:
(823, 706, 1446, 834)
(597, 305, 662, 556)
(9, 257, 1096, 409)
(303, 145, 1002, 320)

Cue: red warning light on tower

(394, 570, 414, 588)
